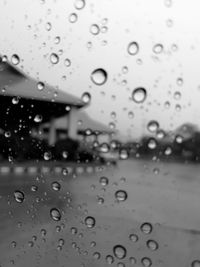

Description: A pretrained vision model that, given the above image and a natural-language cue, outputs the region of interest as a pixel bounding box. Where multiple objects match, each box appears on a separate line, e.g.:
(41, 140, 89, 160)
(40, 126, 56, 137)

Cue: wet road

(0, 159, 200, 267)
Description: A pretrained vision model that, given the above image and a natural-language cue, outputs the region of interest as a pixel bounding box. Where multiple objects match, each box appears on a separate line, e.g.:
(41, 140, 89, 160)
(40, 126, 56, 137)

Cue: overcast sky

(1, 0, 200, 140)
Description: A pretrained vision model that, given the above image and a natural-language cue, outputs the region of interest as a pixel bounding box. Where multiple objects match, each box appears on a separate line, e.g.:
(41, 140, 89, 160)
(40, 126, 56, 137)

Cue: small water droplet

(153, 44, 163, 54)
(141, 257, 152, 267)
(34, 114, 43, 123)
(140, 222, 153, 234)
(129, 257, 137, 265)
(106, 255, 114, 264)
(132, 87, 147, 103)
(50, 53, 59, 64)
(11, 54, 20, 65)
(64, 58, 71, 67)
(146, 240, 159, 251)
(127, 42, 139, 55)
(14, 191, 24, 203)
(91, 68, 107, 85)
(69, 13, 78, 23)
(119, 149, 129, 160)
(99, 176, 109, 186)
(147, 138, 157, 150)
(74, 0, 85, 10)
(147, 121, 159, 133)
(93, 252, 101, 260)
(51, 181, 61, 191)
(37, 82, 45, 91)
(113, 245, 127, 259)
(85, 216, 96, 228)
(81, 92, 91, 104)
(115, 190, 128, 202)
(50, 208, 61, 221)
(44, 151, 52, 161)
(90, 24, 100, 35)
(12, 97, 19, 105)
(129, 234, 138, 242)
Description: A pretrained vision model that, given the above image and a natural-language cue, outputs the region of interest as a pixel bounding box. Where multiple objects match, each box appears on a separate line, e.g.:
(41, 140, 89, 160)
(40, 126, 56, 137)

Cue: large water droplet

(91, 68, 107, 85)
(132, 87, 147, 103)
(113, 245, 127, 259)
(11, 54, 20, 65)
(115, 190, 128, 202)
(44, 151, 52, 161)
(191, 260, 200, 267)
(50, 208, 61, 221)
(50, 53, 59, 64)
(14, 191, 24, 203)
(85, 216, 96, 228)
(127, 42, 139, 55)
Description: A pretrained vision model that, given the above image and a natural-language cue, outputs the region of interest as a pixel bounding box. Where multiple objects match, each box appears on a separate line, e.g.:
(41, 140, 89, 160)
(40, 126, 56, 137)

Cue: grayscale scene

(0, 0, 200, 266)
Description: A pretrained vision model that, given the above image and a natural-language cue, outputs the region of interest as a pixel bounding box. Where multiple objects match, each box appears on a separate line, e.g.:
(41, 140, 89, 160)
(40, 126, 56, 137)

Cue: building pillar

(48, 118, 56, 146)
(68, 107, 78, 140)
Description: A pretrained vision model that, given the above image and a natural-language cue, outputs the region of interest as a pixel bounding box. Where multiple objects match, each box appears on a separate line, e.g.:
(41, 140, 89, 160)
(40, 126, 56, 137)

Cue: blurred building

(0, 56, 86, 145)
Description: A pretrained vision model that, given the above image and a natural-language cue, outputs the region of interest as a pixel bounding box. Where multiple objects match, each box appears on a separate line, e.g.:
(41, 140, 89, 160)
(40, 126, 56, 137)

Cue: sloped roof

(0, 57, 84, 107)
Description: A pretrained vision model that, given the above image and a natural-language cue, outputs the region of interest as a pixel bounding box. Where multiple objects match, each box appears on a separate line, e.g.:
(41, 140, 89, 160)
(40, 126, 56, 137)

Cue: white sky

(1, 0, 200, 140)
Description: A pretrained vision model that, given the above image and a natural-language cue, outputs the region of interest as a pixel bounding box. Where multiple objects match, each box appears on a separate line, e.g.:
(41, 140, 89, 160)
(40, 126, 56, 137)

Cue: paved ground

(0, 159, 200, 267)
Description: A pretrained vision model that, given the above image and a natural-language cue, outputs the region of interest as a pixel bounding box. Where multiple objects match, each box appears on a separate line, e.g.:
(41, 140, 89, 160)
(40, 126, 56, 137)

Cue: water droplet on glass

(174, 91, 181, 100)
(12, 97, 19, 104)
(81, 92, 91, 104)
(130, 257, 137, 265)
(153, 44, 163, 54)
(132, 87, 147, 103)
(106, 255, 114, 264)
(69, 13, 78, 23)
(37, 82, 45, 91)
(50, 208, 61, 221)
(147, 121, 159, 133)
(90, 24, 100, 35)
(146, 240, 159, 251)
(177, 77, 183, 86)
(175, 135, 183, 144)
(14, 191, 24, 203)
(74, 0, 85, 10)
(50, 53, 59, 64)
(46, 22, 52, 31)
(129, 234, 138, 242)
(115, 190, 128, 202)
(122, 66, 129, 74)
(113, 245, 127, 259)
(64, 58, 71, 67)
(127, 42, 139, 56)
(99, 176, 109, 186)
(51, 181, 61, 191)
(91, 68, 107, 85)
(164, 146, 172, 155)
(147, 138, 157, 150)
(93, 252, 101, 260)
(191, 260, 200, 267)
(11, 54, 20, 65)
(44, 151, 52, 161)
(85, 216, 96, 228)
(164, 0, 172, 7)
(140, 222, 153, 234)
(5, 131, 11, 138)
(34, 114, 43, 123)
(119, 149, 129, 160)
(141, 257, 152, 267)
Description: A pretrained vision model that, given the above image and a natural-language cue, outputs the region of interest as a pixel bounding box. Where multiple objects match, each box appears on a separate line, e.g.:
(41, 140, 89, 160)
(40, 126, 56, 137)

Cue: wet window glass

(0, 0, 200, 266)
